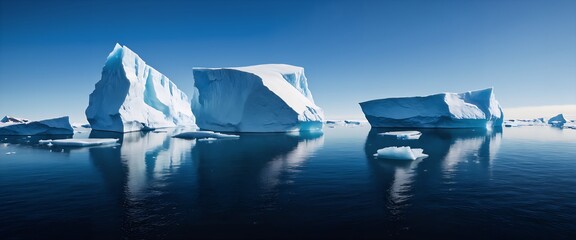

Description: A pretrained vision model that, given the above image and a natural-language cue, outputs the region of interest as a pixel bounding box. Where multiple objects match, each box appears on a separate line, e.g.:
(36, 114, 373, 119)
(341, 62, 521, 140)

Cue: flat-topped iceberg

(172, 131, 239, 139)
(86, 44, 195, 133)
(0, 116, 73, 135)
(192, 64, 324, 132)
(380, 131, 422, 140)
(373, 146, 428, 160)
(360, 88, 504, 128)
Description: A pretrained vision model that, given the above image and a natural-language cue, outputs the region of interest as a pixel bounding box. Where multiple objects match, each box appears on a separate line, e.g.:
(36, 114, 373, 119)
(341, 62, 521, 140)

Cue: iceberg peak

(86, 44, 195, 132)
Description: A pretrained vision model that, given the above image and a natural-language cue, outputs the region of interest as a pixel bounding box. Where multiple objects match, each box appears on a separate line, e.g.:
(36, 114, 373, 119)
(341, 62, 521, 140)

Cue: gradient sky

(1, 0, 575, 122)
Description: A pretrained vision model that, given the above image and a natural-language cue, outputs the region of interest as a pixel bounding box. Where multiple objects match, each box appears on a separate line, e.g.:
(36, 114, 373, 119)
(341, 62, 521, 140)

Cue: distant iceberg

(85, 44, 195, 133)
(39, 138, 119, 147)
(172, 131, 240, 139)
(373, 146, 428, 160)
(360, 88, 504, 128)
(192, 64, 324, 132)
(548, 114, 567, 127)
(0, 116, 73, 135)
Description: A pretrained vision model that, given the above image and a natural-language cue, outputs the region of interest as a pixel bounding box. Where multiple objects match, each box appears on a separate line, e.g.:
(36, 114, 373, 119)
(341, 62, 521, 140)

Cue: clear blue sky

(1, 0, 575, 122)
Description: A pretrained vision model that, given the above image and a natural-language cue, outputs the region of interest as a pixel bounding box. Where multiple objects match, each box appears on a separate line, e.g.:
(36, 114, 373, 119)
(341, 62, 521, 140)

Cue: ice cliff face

(0, 116, 73, 135)
(86, 44, 195, 132)
(192, 64, 324, 132)
(360, 88, 504, 128)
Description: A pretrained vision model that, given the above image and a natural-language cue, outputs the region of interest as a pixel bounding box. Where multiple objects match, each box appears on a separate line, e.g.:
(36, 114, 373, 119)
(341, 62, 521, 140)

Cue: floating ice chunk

(373, 146, 428, 160)
(360, 88, 504, 128)
(380, 131, 422, 140)
(197, 137, 218, 142)
(548, 114, 567, 127)
(39, 138, 119, 147)
(5, 151, 16, 155)
(0, 116, 73, 135)
(172, 131, 240, 139)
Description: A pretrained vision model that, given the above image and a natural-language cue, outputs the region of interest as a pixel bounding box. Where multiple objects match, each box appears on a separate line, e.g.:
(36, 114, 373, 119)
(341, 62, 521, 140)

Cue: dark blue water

(1, 125, 575, 239)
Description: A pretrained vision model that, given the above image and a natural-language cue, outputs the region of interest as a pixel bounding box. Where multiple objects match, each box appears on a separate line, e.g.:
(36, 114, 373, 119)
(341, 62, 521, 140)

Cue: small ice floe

(172, 131, 239, 140)
(379, 131, 421, 140)
(39, 138, 119, 147)
(197, 137, 218, 142)
(5, 151, 16, 155)
(373, 146, 428, 160)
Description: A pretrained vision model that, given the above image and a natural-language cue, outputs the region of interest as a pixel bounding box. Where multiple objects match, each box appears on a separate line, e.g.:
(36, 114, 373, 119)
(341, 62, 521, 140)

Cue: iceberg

(548, 114, 567, 126)
(360, 88, 504, 128)
(172, 131, 240, 139)
(192, 64, 324, 132)
(39, 138, 119, 147)
(1, 116, 29, 123)
(85, 44, 195, 133)
(0, 116, 73, 135)
(373, 146, 428, 160)
(379, 131, 422, 140)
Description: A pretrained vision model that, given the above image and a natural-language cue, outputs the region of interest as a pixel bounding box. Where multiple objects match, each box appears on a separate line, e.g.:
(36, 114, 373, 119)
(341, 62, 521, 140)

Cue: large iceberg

(0, 116, 73, 135)
(360, 88, 504, 128)
(85, 44, 195, 133)
(192, 64, 324, 132)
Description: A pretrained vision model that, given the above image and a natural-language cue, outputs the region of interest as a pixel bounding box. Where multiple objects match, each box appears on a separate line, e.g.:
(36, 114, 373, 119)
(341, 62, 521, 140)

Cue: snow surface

(380, 131, 422, 140)
(373, 146, 429, 160)
(39, 138, 119, 147)
(0, 116, 73, 135)
(86, 44, 195, 132)
(172, 131, 240, 139)
(192, 64, 324, 132)
(360, 88, 504, 128)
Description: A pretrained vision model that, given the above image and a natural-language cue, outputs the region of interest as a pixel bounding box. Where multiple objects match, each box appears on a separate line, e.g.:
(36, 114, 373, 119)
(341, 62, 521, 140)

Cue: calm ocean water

(1, 125, 575, 239)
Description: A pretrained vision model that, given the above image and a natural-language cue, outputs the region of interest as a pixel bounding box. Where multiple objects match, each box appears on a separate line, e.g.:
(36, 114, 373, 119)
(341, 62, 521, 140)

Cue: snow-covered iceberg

(0, 116, 73, 135)
(373, 146, 428, 160)
(360, 88, 504, 128)
(192, 64, 324, 132)
(85, 44, 195, 133)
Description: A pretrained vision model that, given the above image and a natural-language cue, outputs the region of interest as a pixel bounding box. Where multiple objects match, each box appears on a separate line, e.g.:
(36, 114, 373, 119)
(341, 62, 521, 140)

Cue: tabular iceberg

(86, 44, 195, 133)
(192, 64, 324, 132)
(360, 88, 504, 128)
(0, 116, 73, 135)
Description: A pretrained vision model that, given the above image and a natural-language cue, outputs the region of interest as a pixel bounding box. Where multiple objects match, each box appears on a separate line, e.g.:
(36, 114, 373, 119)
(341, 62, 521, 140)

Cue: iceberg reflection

(364, 128, 502, 211)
